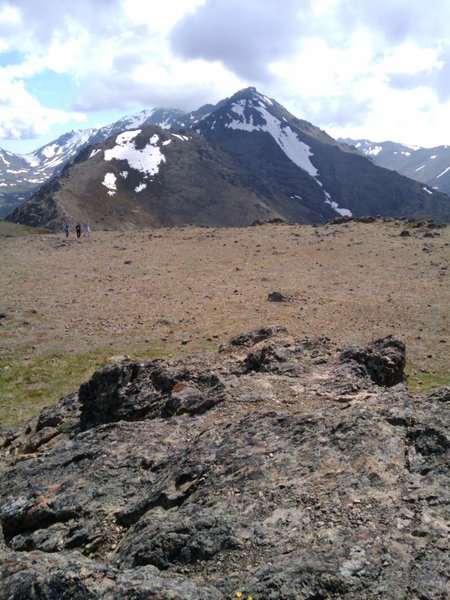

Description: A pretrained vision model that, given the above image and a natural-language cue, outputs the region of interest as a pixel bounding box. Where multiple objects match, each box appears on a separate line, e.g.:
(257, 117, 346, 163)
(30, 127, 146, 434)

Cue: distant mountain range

(4, 88, 450, 228)
(340, 138, 450, 196)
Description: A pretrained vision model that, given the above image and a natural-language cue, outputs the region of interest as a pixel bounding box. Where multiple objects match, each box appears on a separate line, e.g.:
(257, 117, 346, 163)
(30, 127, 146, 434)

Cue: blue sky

(1, 0, 450, 155)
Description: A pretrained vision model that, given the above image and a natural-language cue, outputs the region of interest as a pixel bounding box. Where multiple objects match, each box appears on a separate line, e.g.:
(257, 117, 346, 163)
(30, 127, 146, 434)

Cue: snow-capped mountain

(4, 88, 450, 227)
(7, 126, 283, 230)
(195, 88, 360, 220)
(341, 138, 450, 196)
(194, 88, 449, 223)
(0, 108, 196, 217)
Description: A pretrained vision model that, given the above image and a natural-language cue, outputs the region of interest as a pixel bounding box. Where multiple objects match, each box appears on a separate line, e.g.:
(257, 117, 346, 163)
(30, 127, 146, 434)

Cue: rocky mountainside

(4, 88, 450, 226)
(6, 126, 289, 230)
(194, 89, 450, 223)
(0, 108, 198, 218)
(1, 328, 449, 599)
(341, 138, 450, 196)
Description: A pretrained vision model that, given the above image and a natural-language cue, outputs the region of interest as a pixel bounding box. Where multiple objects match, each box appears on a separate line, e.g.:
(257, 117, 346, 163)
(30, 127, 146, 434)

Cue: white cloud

(0, 71, 86, 140)
(1, 0, 450, 149)
(122, 0, 204, 32)
(378, 44, 441, 76)
(326, 87, 450, 148)
(170, 0, 307, 81)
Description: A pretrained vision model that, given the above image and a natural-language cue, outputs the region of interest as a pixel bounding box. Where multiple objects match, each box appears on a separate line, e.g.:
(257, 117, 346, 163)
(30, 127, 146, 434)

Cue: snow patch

(120, 171, 129, 179)
(422, 187, 432, 195)
(115, 130, 141, 145)
(104, 130, 166, 179)
(102, 172, 117, 196)
(430, 155, 436, 159)
(400, 151, 411, 156)
(42, 144, 59, 158)
(135, 182, 146, 192)
(171, 133, 189, 141)
(227, 100, 318, 177)
(436, 165, 450, 179)
(415, 165, 425, 172)
(227, 99, 354, 217)
(367, 145, 382, 156)
(162, 140, 172, 146)
(325, 199, 352, 217)
(89, 149, 101, 159)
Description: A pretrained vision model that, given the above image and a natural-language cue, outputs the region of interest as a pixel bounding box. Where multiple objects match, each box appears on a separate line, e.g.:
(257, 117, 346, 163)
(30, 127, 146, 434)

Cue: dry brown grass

(0, 220, 448, 427)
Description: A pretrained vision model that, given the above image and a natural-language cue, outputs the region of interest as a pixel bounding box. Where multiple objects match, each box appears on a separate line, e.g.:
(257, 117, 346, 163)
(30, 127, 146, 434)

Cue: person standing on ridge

(76, 223, 81, 238)
(64, 223, 69, 238)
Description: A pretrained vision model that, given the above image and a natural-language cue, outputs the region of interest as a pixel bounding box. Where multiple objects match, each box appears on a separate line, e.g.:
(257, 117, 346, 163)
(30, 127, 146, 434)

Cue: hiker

(85, 222, 91, 236)
(64, 223, 70, 238)
(76, 223, 81, 238)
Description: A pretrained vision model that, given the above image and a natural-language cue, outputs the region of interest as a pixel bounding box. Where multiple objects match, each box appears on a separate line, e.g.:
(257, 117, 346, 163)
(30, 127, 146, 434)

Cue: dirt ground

(0, 220, 449, 426)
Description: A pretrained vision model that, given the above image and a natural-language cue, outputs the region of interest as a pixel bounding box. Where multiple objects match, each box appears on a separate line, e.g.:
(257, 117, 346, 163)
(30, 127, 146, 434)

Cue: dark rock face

(339, 335, 406, 387)
(1, 329, 449, 599)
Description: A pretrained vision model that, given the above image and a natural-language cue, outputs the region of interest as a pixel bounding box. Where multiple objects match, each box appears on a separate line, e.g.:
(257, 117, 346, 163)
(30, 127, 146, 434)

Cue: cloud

(388, 49, 450, 102)
(338, 0, 450, 45)
(73, 59, 241, 113)
(302, 95, 373, 129)
(0, 0, 218, 117)
(0, 0, 122, 51)
(1, 0, 450, 149)
(0, 69, 85, 141)
(170, 0, 308, 82)
(0, 108, 85, 140)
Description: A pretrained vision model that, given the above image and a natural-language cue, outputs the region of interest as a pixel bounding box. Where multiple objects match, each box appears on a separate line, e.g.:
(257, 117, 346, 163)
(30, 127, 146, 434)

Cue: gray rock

(339, 335, 406, 386)
(267, 291, 291, 302)
(1, 330, 448, 598)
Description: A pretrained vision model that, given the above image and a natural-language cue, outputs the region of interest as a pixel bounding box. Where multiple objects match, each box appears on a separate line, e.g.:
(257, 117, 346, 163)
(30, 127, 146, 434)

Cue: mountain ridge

(341, 137, 450, 196)
(3, 88, 450, 226)
(0, 107, 196, 217)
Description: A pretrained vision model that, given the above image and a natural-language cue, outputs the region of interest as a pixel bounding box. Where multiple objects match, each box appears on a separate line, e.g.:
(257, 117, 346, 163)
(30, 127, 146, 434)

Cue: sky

(1, 0, 450, 155)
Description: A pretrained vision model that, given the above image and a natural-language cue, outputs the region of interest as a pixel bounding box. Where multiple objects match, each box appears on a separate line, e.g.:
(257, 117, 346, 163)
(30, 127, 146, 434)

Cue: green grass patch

(0, 220, 49, 238)
(0, 343, 172, 429)
(407, 370, 450, 393)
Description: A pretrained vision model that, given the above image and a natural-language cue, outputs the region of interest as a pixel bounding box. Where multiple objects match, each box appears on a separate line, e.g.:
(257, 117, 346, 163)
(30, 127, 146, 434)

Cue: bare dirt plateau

(0, 219, 448, 427)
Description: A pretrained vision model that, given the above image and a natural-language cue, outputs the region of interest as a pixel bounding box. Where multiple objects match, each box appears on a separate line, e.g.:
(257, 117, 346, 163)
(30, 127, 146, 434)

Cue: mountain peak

(228, 86, 273, 106)
(2, 88, 450, 224)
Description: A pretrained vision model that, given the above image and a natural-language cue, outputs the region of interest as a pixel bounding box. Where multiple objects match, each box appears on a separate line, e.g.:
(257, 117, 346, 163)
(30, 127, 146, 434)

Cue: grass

(0, 220, 49, 238)
(407, 369, 450, 394)
(0, 343, 173, 429)
(2, 344, 447, 430)
(1, 222, 448, 429)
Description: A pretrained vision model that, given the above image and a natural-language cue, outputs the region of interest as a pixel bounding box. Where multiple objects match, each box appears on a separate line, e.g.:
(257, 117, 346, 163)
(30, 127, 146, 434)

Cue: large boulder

(1, 330, 448, 599)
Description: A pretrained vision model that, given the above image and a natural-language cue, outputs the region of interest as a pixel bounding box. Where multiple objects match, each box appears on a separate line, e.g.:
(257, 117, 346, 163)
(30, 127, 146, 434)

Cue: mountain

(341, 138, 450, 196)
(5, 88, 450, 228)
(6, 126, 287, 230)
(0, 108, 197, 218)
(193, 88, 450, 223)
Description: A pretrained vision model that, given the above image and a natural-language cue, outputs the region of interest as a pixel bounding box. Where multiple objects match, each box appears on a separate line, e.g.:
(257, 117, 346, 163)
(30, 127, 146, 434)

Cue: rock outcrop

(1, 329, 449, 599)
